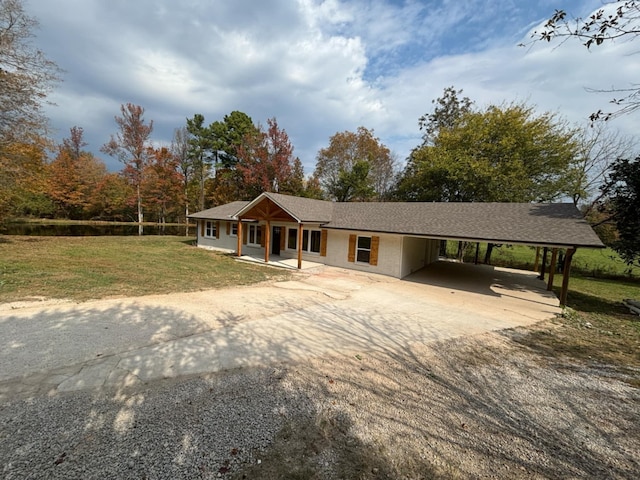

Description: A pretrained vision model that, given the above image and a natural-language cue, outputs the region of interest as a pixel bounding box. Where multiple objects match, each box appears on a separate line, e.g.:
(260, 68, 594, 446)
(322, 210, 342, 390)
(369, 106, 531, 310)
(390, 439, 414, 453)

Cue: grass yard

(0, 235, 290, 303)
(514, 273, 640, 386)
(447, 242, 639, 279)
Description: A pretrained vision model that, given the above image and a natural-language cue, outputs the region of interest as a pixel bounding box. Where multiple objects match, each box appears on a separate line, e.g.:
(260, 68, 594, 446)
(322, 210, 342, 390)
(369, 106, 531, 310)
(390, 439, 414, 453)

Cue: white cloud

(26, 0, 640, 175)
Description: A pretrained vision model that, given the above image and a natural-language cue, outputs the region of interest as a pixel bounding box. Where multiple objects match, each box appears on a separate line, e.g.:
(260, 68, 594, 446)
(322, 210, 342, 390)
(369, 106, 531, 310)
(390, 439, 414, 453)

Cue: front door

(272, 226, 281, 255)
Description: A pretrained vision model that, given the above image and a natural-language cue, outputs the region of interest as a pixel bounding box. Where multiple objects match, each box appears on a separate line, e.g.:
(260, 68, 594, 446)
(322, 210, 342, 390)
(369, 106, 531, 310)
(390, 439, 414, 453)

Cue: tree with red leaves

(236, 118, 302, 199)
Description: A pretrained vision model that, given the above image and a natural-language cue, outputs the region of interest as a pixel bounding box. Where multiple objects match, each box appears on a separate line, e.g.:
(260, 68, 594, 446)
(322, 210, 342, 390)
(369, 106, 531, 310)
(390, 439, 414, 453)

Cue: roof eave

(322, 226, 605, 249)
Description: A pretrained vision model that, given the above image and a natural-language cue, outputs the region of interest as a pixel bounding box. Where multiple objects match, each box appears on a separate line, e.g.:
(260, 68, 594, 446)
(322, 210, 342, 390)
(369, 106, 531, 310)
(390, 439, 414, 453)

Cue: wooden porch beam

(237, 220, 243, 257)
(559, 247, 576, 307)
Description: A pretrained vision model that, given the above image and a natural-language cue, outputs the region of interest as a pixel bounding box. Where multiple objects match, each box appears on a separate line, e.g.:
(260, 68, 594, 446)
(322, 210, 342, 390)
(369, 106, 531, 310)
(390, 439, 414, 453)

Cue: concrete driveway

(0, 261, 560, 399)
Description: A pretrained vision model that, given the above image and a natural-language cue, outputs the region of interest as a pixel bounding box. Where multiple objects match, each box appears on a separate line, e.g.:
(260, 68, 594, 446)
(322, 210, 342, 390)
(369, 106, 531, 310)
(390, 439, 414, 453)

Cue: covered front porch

(235, 194, 329, 270)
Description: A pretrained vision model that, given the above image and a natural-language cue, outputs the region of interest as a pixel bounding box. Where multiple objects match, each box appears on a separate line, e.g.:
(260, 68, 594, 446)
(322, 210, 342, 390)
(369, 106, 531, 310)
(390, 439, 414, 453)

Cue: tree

(280, 157, 306, 197)
(185, 114, 214, 210)
(567, 123, 636, 212)
(89, 173, 135, 221)
(333, 159, 375, 202)
(598, 157, 640, 267)
(0, 135, 51, 220)
(418, 86, 473, 147)
(101, 103, 153, 229)
(529, 1, 640, 121)
(171, 126, 192, 233)
(314, 127, 395, 201)
(47, 126, 107, 218)
(236, 118, 299, 198)
(143, 146, 183, 224)
(396, 102, 580, 203)
(210, 110, 258, 168)
(0, 0, 61, 146)
(207, 111, 259, 204)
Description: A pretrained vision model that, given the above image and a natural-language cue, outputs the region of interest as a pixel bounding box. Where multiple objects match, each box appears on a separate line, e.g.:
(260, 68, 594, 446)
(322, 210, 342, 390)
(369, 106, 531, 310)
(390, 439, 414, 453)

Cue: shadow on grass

(557, 288, 629, 315)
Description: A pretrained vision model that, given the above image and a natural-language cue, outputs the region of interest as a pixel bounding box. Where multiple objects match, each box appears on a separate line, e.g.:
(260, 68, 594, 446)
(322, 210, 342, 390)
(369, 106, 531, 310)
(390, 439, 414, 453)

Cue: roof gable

(236, 192, 334, 223)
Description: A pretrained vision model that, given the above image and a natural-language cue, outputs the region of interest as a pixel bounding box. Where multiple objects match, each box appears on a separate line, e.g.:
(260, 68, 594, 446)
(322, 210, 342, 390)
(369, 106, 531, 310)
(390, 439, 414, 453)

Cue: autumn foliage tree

(47, 127, 107, 218)
(236, 118, 303, 199)
(101, 103, 153, 226)
(142, 146, 183, 224)
(314, 127, 395, 201)
(0, 135, 51, 220)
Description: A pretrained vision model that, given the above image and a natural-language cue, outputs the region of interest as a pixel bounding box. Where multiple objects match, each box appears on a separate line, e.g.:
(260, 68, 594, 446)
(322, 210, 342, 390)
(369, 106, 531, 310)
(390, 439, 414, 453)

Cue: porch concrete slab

(0, 262, 561, 397)
(236, 254, 324, 270)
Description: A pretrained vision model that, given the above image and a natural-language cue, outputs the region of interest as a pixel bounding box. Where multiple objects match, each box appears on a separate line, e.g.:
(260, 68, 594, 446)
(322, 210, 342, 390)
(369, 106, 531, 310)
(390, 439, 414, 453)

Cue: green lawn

(0, 235, 289, 303)
(447, 242, 639, 279)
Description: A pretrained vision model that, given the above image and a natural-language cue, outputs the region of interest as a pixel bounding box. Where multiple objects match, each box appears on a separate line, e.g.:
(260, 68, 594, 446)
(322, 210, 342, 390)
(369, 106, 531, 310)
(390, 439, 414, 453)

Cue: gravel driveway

(1, 263, 638, 479)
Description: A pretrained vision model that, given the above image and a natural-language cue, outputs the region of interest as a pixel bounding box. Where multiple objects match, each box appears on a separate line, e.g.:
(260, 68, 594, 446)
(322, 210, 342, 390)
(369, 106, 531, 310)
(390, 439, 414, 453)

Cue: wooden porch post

(264, 221, 271, 263)
(559, 247, 576, 307)
(297, 223, 304, 269)
(237, 220, 243, 257)
(547, 248, 558, 291)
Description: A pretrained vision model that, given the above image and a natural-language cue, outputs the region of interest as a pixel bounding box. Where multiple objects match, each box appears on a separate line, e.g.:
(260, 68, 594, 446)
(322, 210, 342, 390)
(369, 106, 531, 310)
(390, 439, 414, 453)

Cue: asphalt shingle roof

(326, 202, 604, 248)
(187, 201, 249, 220)
(189, 194, 604, 248)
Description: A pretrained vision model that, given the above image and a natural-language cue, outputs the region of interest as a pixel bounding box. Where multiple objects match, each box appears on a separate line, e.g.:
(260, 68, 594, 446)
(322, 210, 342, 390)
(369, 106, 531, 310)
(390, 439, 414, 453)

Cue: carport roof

(326, 202, 604, 248)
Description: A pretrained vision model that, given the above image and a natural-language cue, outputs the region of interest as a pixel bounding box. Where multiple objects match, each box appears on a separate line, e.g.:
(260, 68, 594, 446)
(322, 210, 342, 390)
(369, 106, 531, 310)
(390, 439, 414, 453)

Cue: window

(288, 228, 298, 250)
(230, 222, 238, 236)
(205, 221, 217, 238)
(248, 224, 262, 246)
(356, 236, 371, 263)
(301, 229, 321, 254)
(287, 228, 321, 253)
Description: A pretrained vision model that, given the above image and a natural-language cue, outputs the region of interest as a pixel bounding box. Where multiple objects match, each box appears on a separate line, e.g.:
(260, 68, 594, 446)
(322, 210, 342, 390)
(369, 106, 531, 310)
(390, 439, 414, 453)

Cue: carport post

(538, 247, 548, 281)
(474, 242, 480, 264)
(547, 248, 558, 291)
(559, 247, 576, 306)
(534, 247, 541, 272)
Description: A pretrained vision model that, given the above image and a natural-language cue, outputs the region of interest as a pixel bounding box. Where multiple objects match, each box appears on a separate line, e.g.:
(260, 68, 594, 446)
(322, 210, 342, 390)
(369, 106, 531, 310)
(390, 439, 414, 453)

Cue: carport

(326, 202, 605, 306)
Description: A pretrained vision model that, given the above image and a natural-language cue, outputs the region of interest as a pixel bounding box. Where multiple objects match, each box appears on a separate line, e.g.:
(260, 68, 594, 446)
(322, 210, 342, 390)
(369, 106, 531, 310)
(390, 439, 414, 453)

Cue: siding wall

(325, 230, 403, 277)
(196, 220, 439, 279)
(400, 236, 426, 278)
(196, 220, 238, 251)
(400, 237, 441, 278)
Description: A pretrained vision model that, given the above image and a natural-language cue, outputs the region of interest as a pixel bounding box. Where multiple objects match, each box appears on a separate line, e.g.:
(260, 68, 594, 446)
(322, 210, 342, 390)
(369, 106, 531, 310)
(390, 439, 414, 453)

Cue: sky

(25, 0, 640, 174)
